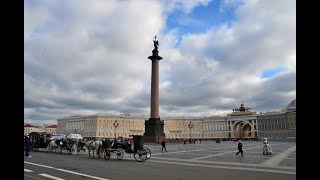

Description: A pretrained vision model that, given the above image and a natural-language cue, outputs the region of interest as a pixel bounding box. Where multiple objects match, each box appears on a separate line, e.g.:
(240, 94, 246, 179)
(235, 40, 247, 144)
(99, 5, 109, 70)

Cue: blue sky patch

(261, 66, 287, 78)
(164, 0, 238, 38)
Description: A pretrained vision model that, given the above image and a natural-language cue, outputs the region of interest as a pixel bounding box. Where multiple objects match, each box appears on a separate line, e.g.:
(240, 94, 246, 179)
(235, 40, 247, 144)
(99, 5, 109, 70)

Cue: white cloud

(162, 0, 212, 14)
(24, 0, 295, 125)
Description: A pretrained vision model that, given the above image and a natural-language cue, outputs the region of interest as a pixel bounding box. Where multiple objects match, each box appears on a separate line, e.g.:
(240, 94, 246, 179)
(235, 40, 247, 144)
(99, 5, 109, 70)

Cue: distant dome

(286, 99, 296, 111)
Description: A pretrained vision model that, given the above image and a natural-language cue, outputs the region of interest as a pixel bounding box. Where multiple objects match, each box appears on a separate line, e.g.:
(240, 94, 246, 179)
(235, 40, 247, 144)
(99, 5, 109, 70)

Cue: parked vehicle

(28, 132, 52, 151)
(103, 135, 151, 162)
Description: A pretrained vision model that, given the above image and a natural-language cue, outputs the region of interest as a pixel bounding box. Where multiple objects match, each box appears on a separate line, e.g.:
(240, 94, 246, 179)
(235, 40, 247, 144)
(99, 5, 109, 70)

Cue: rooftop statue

(233, 102, 250, 112)
(153, 35, 159, 50)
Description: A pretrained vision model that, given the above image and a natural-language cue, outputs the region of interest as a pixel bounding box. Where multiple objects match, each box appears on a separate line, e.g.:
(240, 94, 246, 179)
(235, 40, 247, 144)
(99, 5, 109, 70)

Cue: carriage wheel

(116, 149, 124, 160)
(71, 144, 78, 155)
(104, 149, 111, 161)
(140, 149, 148, 161)
(134, 149, 147, 162)
(144, 147, 151, 160)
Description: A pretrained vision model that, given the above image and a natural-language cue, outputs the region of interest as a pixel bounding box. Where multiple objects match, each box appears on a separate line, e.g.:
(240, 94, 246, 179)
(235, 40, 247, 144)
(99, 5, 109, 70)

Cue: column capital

(148, 49, 163, 60)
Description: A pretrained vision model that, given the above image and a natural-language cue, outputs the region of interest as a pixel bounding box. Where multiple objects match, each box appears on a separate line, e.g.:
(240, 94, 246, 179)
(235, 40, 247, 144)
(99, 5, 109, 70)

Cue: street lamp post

(188, 121, 194, 143)
(114, 120, 119, 140)
(104, 117, 109, 139)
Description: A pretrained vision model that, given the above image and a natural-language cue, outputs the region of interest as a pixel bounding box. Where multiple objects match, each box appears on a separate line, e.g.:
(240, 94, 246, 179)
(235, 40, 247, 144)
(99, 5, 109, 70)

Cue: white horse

(47, 138, 63, 153)
(85, 139, 103, 158)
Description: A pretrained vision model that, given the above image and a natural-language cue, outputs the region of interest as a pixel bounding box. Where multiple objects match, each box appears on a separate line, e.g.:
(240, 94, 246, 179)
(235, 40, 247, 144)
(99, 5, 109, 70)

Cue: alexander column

(144, 35, 166, 143)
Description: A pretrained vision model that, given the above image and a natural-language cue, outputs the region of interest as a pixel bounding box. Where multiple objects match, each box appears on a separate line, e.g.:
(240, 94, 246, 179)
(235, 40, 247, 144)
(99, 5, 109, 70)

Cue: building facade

(56, 100, 296, 141)
(257, 99, 296, 140)
(56, 114, 145, 140)
(24, 124, 45, 135)
(45, 125, 57, 134)
(24, 124, 57, 135)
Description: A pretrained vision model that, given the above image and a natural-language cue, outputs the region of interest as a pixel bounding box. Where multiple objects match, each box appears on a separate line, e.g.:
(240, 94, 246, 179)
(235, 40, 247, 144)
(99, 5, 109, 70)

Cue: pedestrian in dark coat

(236, 140, 244, 156)
(25, 136, 32, 157)
(161, 140, 167, 153)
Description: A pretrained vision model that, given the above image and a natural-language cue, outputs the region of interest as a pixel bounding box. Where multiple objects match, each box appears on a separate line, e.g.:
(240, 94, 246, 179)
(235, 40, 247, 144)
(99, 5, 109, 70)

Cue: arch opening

(233, 121, 253, 139)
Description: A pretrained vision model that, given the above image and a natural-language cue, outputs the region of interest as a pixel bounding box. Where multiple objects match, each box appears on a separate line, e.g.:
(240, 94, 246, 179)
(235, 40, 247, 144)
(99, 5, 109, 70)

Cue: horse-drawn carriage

(103, 135, 151, 162)
(47, 134, 65, 153)
(47, 133, 86, 155)
(66, 133, 88, 155)
(28, 132, 52, 151)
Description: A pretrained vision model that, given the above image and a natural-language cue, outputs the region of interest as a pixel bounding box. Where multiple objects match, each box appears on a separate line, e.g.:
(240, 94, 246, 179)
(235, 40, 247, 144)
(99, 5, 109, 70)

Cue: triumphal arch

(227, 103, 258, 139)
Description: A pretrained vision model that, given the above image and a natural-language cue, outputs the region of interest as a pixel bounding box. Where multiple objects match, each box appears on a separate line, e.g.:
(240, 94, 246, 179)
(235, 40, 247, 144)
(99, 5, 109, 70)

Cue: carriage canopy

(28, 132, 53, 149)
(66, 133, 83, 140)
(50, 134, 66, 140)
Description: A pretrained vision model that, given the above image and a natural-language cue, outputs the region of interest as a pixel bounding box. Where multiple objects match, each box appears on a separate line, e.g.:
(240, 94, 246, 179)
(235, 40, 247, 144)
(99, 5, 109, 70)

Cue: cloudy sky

(24, 0, 296, 126)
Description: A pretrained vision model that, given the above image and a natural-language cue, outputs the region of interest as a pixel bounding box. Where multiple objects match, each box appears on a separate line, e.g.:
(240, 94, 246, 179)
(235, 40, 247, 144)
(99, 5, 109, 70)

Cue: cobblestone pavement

(143, 141, 296, 171)
(35, 140, 296, 175)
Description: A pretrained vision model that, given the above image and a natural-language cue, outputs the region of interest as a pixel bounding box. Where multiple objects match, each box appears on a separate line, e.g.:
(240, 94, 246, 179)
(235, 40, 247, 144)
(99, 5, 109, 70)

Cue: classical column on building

(253, 119, 258, 139)
(229, 121, 234, 138)
(144, 35, 166, 143)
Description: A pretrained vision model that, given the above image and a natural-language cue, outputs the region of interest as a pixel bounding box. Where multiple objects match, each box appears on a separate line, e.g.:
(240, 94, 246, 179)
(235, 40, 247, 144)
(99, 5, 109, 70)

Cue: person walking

(178, 140, 184, 151)
(184, 139, 189, 151)
(236, 140, 244, 156)
(161, 140, 167, 153)
(25, 136, 32, 158)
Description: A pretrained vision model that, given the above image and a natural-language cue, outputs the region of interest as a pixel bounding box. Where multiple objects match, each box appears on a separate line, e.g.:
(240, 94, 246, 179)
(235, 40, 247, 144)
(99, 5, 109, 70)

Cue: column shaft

(150, 59, 159, 118)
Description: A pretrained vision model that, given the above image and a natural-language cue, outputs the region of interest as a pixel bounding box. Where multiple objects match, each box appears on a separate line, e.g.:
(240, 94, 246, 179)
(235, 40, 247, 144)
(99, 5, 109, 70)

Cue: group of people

(236, 138, 272, 156)
(161, 138, 272, 156)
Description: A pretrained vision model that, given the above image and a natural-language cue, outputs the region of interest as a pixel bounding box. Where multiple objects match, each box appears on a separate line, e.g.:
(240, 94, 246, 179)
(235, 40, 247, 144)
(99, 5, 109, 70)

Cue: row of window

(166, 122, 202, 126)
(64, 125, 144, 131)
(59, 130, 294, 138)
(63, 120, 231, 130)
(258, 119, 296, 130)
(259, 131, 296, 137)
(95, 132, 143, 137)
(165, 127, 202, 132)
(64, 124, 230, 131)
(166, 132, 229, 138)
(97, 119, 144, 125)
(204, 125, 228, 131)
(166, 134, 202, 138)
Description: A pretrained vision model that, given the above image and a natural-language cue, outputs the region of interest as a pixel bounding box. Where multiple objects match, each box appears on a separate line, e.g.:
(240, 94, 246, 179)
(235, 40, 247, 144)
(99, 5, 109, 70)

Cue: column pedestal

(144, 118, 166, 143)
